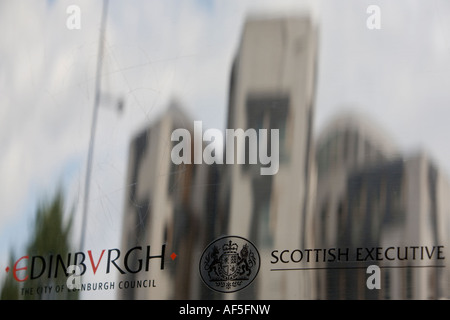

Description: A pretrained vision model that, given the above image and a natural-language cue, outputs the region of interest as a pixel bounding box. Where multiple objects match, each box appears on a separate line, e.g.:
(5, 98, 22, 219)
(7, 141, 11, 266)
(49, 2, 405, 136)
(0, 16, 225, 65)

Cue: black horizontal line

(270, 265, 446, 271)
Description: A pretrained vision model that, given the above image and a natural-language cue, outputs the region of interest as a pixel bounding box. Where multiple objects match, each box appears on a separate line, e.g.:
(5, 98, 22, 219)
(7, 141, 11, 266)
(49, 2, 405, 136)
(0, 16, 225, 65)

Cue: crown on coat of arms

(222, 240, 238, 253)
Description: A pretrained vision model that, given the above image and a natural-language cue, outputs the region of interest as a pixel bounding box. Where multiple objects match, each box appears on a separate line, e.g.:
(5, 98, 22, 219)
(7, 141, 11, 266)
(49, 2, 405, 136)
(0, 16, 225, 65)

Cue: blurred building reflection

(315, 112, 399, 251)
(314, 114, 450, 299)
(119, 15, 319, 300)
(338, 153, 450, 299)
(222, 16, 318, 299)
(314, 113, 399, 298)
(119, 102, 217, 299)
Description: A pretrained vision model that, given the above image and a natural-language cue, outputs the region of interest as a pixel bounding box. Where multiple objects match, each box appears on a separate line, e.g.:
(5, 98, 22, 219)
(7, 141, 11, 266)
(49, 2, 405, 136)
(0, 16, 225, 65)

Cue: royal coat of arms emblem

(199, 236, 260, 293)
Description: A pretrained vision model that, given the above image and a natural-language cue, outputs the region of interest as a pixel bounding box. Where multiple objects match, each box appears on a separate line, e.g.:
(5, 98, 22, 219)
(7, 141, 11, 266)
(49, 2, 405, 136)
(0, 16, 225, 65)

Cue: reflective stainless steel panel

(1, 0, 450, 301)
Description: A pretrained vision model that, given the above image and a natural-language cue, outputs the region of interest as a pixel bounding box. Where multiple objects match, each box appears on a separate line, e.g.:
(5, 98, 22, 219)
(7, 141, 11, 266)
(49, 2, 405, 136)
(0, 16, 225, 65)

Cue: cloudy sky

(0, 0, 449, 298)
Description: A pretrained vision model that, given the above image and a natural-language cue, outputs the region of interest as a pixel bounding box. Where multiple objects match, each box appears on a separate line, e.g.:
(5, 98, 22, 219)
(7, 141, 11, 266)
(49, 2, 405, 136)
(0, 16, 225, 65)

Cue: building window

(246, 95, 290, 169)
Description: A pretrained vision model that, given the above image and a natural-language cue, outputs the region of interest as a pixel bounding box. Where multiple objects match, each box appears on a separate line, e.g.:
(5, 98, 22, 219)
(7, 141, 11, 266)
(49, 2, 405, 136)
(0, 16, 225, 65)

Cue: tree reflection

(0, 190, 78, 300)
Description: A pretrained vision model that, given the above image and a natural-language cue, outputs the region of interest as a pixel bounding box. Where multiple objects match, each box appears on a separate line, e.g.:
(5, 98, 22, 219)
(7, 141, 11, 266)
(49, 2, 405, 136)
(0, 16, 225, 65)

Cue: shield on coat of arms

(219, 252, 238, 278)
